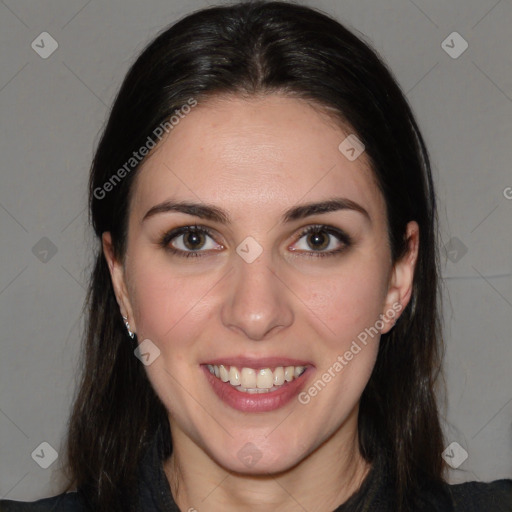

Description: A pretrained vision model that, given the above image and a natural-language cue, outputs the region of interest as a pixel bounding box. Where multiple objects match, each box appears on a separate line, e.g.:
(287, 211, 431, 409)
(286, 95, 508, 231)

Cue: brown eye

(182, 231, 206, 250)
(306, 230, 330, 251)
(290, 225, 352, 257)
(160, 225, 223, 257)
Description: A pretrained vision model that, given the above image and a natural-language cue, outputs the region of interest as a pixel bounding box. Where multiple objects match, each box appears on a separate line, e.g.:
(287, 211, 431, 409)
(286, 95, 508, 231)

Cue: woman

(1, 1, 510, 511)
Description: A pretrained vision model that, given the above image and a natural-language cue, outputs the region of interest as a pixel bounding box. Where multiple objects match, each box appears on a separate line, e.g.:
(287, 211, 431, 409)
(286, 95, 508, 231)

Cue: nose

(220, 255, 294, 341)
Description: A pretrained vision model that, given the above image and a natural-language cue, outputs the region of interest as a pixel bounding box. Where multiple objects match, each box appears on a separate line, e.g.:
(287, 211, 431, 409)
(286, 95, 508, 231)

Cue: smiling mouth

(206, 364, 307, 394)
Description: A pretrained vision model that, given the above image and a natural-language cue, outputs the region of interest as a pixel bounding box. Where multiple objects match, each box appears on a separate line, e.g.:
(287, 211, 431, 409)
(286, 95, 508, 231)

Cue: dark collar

(135, 425, 454, 512)
(136, 424, 179, 512)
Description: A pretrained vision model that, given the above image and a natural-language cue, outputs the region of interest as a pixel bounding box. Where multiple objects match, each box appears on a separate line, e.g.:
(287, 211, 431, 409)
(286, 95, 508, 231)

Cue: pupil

(184, 232, 204, 250)
(308, 231, 328, 250)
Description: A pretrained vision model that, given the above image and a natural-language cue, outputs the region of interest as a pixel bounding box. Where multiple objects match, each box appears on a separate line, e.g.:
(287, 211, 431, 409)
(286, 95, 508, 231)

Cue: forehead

(130, 94, 385, 224)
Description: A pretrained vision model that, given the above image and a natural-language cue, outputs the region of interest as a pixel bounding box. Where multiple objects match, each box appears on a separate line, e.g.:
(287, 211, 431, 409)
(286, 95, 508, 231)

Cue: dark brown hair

(62, 1, 447, 510)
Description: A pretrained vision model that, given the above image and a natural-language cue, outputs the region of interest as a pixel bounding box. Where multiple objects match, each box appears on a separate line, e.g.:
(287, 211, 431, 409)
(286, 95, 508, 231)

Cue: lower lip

(202, 366, 311, 412)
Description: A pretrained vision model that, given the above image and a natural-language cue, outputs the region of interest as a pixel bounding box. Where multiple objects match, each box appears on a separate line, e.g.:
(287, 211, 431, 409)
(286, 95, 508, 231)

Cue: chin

(208, 441, 309, 476)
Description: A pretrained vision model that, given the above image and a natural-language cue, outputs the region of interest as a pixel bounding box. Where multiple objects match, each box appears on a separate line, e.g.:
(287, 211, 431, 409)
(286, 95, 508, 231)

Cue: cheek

(297, 268, 384, 423)
(296, 260, 389, 345)
(127, 259, 219, 350)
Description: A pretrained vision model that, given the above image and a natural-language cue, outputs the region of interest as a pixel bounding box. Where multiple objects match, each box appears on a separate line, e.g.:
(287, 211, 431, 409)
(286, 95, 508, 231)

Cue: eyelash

(159, 225, 217, 259)
(292, 225, 352, 257)
(158, 224, 352, 259)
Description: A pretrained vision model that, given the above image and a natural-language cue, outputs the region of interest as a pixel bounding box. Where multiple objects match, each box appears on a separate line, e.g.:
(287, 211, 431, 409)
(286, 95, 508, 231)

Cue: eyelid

(159, 223, 352, 258)
(289, 224, 352, 255)
(159, 225, 223, 254)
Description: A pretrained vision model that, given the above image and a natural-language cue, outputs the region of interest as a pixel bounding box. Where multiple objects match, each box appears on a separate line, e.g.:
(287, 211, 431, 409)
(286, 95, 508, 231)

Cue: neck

(164, 408, 371, 512)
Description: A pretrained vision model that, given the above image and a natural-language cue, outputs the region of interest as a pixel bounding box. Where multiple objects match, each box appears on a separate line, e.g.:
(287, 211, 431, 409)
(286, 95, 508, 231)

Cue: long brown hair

(62, 2, 447, 510)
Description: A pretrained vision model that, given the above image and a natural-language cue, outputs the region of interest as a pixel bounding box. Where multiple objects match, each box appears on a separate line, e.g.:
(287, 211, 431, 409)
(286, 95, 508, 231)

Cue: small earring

(122, 315, 135, 339)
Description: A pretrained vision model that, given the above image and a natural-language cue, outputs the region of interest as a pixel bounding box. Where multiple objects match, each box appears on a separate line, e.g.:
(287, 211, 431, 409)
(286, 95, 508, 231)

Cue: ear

(380, 221, 419, 334)
(102, 232, 137, 333)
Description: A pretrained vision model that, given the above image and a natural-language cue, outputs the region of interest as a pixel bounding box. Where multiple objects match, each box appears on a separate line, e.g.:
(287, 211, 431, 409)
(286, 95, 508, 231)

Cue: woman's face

(104, 94, 418, 474)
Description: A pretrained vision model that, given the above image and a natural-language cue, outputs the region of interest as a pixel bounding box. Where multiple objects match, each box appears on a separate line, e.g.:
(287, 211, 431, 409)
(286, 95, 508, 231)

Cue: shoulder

(448, 478, 512, 511)
(0, 492, 85, 512)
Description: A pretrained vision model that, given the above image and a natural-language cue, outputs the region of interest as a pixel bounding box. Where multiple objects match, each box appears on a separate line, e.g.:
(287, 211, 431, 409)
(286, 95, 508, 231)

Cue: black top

(1, 425, 511, 511)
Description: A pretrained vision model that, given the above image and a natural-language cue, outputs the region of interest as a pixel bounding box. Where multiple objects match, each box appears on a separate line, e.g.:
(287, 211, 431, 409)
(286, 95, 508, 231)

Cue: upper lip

(203, 356, 312, 369)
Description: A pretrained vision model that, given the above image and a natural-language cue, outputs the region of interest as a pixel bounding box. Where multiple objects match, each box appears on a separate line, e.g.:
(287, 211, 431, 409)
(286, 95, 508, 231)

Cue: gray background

(1, 0, 511, 502)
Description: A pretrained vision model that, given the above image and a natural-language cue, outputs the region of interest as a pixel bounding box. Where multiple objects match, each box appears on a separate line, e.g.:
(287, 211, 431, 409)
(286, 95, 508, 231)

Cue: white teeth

(243, 387, 271, 394)
(240, 368, 257, 388)
(294, 366, 305, 377)
(229, 366, 240, 386)
(273, 367, 285, 386)
(284, 366, 295, 382)
(257, 368, 274, 389)
(219, 364, 229, 382)
(207, 364, 307, 392)
(235, 385, 282, 394)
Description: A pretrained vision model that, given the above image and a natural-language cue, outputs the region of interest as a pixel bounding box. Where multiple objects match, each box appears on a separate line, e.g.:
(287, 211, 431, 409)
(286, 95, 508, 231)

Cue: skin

(103, 94, 419, 512)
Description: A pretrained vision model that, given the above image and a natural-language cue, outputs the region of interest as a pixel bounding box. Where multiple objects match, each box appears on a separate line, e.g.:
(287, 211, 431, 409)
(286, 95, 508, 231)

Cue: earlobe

(380, 221, 419, 334)
(101, 232, 137, 333)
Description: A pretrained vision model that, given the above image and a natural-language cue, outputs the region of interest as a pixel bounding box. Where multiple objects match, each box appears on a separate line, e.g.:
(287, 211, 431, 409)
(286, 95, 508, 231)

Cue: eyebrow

(142, 197, 370, 224)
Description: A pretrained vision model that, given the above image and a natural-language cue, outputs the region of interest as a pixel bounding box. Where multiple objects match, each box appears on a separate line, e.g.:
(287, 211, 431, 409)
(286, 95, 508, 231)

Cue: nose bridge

(220, 249, 294, 340)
